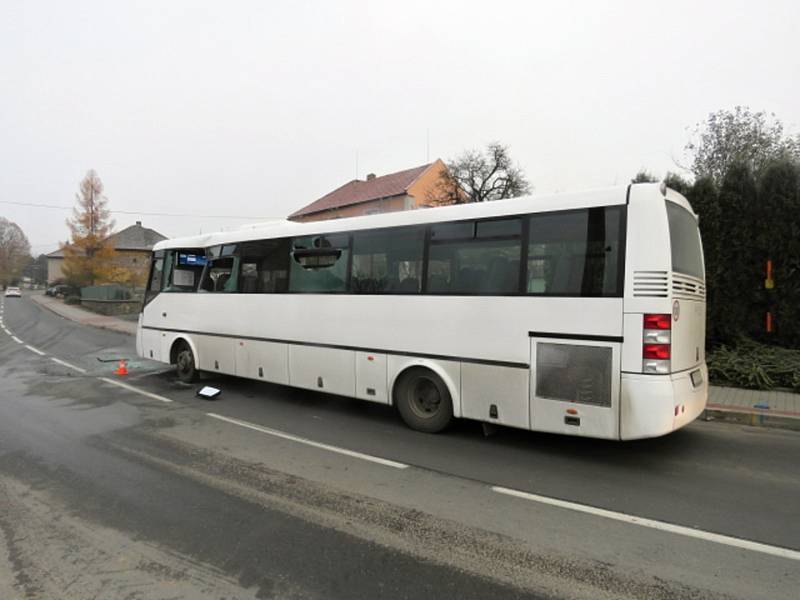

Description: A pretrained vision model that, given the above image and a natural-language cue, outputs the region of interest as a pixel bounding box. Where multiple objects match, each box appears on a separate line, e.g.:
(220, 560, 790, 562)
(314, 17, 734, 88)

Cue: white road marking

(492, 486, 800, 562)
(98, 377, 173, 403)
(11, 336, 24, 344)
(25, 345, 46, 356)
(206, 412, 409, 470)
(50, 357, 88, 374)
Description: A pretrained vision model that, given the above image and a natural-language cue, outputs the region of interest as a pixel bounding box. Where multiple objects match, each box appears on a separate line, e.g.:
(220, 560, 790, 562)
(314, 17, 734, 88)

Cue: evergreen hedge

(683, 159, 800, 348)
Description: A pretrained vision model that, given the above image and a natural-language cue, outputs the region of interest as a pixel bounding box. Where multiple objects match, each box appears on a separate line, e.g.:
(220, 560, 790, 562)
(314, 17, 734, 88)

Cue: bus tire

(394, 367, 453, 433)
(174, 341, 198, 383)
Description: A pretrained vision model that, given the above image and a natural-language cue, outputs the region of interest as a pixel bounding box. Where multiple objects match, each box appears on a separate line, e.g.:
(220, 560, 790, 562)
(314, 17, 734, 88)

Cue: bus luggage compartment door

(529, 337, 621, 439)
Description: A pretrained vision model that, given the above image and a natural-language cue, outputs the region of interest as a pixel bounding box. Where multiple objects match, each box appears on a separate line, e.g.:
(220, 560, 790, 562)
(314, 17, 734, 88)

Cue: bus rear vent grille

(633, 271, 669, 297)
(672, 273, 706, 301)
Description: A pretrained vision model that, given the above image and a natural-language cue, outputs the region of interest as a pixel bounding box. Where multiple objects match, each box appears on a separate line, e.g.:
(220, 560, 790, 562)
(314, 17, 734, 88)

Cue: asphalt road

(0, 293, 798, 599)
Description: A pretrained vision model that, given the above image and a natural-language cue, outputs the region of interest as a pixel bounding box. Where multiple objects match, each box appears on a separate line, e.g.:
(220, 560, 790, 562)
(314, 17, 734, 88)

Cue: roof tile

(289, 163, 433, 218)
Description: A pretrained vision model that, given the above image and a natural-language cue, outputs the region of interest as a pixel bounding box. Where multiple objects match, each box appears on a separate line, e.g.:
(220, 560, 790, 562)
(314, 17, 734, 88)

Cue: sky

(2, 0, 799, 254)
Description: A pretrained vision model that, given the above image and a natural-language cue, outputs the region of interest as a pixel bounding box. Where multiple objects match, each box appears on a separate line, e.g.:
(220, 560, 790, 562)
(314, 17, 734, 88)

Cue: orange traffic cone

(114, 359, 129, 376)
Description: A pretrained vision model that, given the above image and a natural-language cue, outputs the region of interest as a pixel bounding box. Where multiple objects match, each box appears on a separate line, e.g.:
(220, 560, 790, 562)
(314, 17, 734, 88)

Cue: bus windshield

(666, 201, 704, 279)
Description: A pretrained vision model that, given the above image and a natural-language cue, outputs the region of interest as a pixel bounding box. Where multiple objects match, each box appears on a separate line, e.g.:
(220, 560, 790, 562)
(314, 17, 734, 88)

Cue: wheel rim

(177, 350, 193, 378)
(407, 376, 442, 419)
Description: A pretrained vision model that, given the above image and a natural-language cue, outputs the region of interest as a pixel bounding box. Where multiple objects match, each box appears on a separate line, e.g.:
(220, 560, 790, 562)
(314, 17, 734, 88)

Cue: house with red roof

(288, 159, 457, 222)
(46, 221, 166, 285)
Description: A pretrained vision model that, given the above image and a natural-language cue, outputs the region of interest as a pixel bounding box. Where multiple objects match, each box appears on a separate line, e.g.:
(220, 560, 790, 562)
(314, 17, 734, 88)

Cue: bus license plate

(690, 369, 703, 388)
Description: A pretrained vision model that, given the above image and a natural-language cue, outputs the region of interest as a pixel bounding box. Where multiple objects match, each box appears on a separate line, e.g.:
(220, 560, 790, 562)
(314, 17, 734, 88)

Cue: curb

(702, 407, 800, 432)
(30, 294, 136, 337)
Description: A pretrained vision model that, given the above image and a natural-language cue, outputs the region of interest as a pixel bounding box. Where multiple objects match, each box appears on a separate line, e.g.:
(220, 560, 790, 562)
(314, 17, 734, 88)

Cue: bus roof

(154, 185, 631, 251)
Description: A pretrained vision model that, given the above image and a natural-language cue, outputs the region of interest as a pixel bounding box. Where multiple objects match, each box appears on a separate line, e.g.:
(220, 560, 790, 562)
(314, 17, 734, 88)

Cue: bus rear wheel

(395, 368, 453, 433)
(174, 342, 198, 383)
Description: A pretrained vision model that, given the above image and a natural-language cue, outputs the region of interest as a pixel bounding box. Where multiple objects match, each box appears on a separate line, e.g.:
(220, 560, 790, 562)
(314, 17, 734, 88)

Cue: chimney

(136, 221, 142, 226)
(366, 173, 376, 181)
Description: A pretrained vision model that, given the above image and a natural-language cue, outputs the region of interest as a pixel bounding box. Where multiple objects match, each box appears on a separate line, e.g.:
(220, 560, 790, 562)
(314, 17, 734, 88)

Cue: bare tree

(0, 217, 32, 287)
(428, 142, 531, 205)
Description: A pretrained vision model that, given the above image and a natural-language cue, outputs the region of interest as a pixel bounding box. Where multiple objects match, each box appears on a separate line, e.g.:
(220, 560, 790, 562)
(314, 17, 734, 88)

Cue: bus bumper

(620, 363, 708, 440)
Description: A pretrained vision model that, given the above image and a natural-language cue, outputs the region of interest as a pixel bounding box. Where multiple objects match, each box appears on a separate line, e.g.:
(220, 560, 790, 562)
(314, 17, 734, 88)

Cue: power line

(0, 199, 281, 220)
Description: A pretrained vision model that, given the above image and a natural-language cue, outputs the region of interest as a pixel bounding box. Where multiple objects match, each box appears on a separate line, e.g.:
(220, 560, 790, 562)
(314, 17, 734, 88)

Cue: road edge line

(492, 485, 800, 562)
(206, 412, 409, 470)
(50, 357, 88, 374)
(98, 377, 173, 403)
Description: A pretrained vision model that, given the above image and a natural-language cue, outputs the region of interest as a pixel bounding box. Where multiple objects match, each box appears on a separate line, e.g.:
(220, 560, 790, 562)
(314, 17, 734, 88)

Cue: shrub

(64, 295, 82, 305)
(707, 338, 800, 391)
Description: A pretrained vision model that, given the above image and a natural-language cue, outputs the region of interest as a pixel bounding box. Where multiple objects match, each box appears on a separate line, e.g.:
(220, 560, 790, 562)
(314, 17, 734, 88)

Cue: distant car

(4, 287, 21, 298)
(46, 284, 77, 298)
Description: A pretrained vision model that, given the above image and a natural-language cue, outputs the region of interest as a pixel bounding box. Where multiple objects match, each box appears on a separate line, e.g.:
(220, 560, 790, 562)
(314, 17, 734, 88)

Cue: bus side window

(527, 211, 589, 295)
(163, 250, 206, 292)
(426, 218, 521, 294)
(351, 226, 424, 294)
(289, 234, 350, 293)
(144, 251, 165, 305)
(197, 244, 242, 293)
(237, 239, 290, 293)
(526, 207, 622, 297)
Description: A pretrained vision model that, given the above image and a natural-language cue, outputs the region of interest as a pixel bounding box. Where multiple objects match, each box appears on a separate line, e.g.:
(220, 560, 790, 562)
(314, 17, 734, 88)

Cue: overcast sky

(2, 0, 799, 254)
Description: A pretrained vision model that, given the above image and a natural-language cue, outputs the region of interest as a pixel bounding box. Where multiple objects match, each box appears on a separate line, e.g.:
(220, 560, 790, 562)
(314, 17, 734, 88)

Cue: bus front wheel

(394, 368, 453, 433)
(174, 342, 198, 383)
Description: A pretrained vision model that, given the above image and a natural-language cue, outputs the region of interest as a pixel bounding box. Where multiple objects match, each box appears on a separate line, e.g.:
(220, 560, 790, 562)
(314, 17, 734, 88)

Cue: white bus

(137, 183, 707, 440)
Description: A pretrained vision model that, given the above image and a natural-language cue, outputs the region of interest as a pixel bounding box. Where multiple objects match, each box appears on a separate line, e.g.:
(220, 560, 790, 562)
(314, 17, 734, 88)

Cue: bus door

(529, 335, 621, 439)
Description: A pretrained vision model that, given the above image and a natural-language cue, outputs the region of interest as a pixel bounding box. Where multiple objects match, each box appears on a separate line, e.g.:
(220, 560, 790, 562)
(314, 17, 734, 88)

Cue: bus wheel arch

(170, 337, 199, 383)
(391, 364, 457, 433)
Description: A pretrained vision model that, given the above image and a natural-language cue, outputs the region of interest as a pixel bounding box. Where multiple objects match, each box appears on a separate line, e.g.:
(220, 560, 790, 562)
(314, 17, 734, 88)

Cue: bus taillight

(643, 313, 671, 330)
(643, 344, 670, 360)
(643, 314, 671, 374)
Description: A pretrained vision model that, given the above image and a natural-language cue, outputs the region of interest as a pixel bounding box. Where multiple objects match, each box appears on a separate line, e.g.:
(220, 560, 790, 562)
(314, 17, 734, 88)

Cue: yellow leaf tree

(61, 170, 116, 287)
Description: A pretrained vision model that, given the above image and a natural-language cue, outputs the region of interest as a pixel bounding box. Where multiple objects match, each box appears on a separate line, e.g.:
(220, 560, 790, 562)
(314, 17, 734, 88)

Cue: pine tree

(61, 170, 116, 287)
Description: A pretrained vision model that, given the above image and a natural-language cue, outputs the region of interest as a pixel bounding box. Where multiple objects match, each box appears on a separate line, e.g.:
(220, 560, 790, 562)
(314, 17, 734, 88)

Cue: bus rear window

(665, 202, 704, 279)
